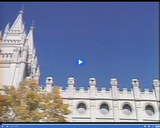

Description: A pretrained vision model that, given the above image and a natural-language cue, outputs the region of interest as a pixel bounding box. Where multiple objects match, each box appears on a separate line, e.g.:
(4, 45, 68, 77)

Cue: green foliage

(0, 79, 71, 122)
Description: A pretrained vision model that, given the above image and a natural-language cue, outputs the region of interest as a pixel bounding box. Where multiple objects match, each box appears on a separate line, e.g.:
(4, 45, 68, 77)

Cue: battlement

(45, 77, 159, 122)
(45, 77, 160, 101)
(46, 77, 159, 90)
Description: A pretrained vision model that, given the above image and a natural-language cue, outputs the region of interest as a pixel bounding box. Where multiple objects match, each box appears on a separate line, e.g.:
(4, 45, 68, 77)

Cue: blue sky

(1, 2, 158, 90)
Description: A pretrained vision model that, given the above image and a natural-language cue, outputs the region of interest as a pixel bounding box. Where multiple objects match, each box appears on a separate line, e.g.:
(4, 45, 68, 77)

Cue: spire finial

(30, 20, 35, 30)
(19, 4, 24, 14)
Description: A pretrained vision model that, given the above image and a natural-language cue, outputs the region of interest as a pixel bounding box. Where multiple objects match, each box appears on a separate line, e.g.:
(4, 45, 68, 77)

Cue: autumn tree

(0, 88, 9, 122)
(40, 86, 71, 122)
(1, 79, 71, 122)
(0, 93, 5, 122)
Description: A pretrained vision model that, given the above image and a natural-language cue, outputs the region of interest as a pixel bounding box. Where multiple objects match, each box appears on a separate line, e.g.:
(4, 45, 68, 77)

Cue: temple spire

(26, 21, 35, 54)
(36, 65, 40, 76)
(0, 30, 2, 37)
(4, 23, 10, 32)
(0, 30, 2, 41)
(10, 6, 24, 31)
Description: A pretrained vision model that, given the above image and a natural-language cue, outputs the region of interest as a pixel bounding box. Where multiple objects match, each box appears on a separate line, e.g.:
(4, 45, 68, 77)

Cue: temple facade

(45, 77, 160, 122)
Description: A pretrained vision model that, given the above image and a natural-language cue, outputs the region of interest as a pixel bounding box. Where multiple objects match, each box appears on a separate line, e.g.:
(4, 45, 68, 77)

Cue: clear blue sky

(1, 2, 158, 90)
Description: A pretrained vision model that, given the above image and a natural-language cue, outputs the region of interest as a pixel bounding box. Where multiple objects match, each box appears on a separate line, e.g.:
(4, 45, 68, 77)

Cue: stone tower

(0, 9, 40, 87)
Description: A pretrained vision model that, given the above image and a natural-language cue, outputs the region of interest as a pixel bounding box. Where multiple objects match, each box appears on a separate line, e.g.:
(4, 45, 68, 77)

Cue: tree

(40, 86, 71, 122)
(1, 79, 71, 122)
(0, 93, 5, 122)
(0, 88, 9, 122)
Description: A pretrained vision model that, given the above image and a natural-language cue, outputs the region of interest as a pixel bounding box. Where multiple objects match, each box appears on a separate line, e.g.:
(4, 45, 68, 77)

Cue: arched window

(99, 103, 109, 115)
(77, 103, 87, 115)
(122, 104, 132, 115)
(145, 105, 155, 116)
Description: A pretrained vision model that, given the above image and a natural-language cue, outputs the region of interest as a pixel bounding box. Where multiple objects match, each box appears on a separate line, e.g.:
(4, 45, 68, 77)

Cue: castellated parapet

(45, 77, 160, 122)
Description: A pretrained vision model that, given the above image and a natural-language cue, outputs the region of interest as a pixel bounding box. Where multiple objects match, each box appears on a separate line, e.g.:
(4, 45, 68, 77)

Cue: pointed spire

(10, 6, 24, 31)
(33, 48, 36, 54)
(0, 30, 2, 41)
(3, 23, 10, 40)
(34, 56, 38, 62)
(31, 48, 36, 59)
(26, 22, 35, 54)
(4, 23, 10, 32)
(0, 30, 2, 37)
(21, 23, 25, 31)
(35, 65, 40, 83)
(36, 65, 40, 76)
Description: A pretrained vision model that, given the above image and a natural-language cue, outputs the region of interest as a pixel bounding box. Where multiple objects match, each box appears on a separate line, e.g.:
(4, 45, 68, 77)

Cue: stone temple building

(0, 9, 40, 88)
(0, 10, 159, 122)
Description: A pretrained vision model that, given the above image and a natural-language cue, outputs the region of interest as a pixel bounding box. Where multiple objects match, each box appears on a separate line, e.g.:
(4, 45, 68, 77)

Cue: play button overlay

(75, 58, 86, 66)
(79, 60, 82, 65)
